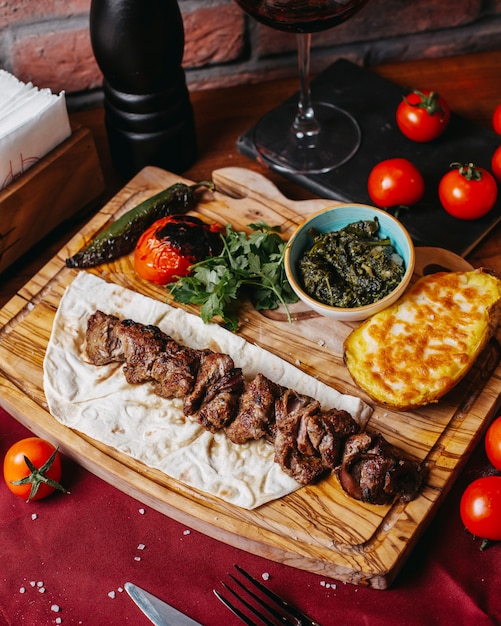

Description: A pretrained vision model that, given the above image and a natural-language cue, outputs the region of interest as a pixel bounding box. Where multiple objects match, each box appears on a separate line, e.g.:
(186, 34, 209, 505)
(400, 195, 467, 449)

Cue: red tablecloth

(0, 406, 499, 626)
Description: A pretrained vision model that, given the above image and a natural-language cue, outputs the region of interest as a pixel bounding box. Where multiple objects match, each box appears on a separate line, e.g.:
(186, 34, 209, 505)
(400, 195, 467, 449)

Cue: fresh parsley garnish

(168, 221, 298, 331)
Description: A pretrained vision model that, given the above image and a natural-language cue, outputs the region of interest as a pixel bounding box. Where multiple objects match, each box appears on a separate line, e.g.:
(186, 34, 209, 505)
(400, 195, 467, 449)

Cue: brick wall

(0, 0, 500, 109)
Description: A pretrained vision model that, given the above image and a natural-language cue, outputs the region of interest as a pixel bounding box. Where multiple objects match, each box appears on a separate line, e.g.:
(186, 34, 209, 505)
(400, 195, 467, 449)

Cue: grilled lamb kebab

(85, 311, 360, 482)
(335, 432, 424, 504)
(85, 311, 423, 498)
(274, 389, 360, 484)
(225, 373, 284, 444)
(184, 350, 244, 432)
(86, 310, 200, 399)
(86, 311, 243, 431)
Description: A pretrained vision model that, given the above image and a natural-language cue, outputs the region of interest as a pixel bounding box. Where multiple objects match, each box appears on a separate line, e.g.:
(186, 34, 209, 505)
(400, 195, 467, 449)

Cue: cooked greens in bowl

(298, 217, 406, 308)
(285, 204, 415, 322)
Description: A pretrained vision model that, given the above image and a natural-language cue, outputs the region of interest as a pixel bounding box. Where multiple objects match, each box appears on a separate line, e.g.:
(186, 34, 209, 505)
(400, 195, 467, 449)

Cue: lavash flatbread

(43, 272, 372, 509)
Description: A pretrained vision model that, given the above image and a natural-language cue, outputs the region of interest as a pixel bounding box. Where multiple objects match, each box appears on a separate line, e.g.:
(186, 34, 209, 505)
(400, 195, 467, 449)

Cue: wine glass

(234, 0, 370, 174)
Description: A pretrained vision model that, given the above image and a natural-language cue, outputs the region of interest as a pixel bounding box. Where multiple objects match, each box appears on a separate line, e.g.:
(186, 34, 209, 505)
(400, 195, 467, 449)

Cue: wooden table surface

(2, 49, 501, 306)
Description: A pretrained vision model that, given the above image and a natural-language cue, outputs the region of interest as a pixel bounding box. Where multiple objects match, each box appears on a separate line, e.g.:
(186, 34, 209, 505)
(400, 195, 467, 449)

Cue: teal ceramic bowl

(285, 204, 415, 322)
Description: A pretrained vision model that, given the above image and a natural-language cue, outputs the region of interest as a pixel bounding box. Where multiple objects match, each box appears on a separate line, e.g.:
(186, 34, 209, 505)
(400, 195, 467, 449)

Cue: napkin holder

(0, 125, 104, 274)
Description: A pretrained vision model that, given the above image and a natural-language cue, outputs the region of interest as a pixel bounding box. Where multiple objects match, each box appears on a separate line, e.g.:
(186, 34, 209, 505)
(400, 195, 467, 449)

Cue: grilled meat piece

(184, 350, 233, 414)
(183, 350, 244, 431)
(85, 311, 124, 365)
(274, 389, 327, 484)
(225, 373, 283, 444)
(86, 311, 200, 399)
(302, 408, 360, 470)
(85, 311, 423, 503)
(335, 432, 423, 505)
(197, 367, 244, 432)
(113, 319, 172, 386)
(149, 348, 200, 399)
(274, 389, 361, 484)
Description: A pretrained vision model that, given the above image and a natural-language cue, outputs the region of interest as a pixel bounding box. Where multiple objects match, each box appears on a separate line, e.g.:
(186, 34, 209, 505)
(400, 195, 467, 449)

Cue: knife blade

(125, 582, 203, 626)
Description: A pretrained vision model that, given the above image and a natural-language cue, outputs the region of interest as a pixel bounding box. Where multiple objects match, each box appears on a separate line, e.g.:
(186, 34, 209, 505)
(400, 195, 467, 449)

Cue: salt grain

(261, 573, 270, 581)
(320, 580, 336, 589)
(108, 591, 116, 599)
(134, 556, 142, 561)
(55, 618, 62, 624)
(138, 508, 145, 515)
(37, 581, 44, 587)
(183, 529, 191, 535)
(51, 605, 60, 613)
(31, 513, 38, 520)
(19, 587, 26, 594)
(30, 581, 36, 587)
(38, 587, 45, 594)
(137, 544, 146, 550)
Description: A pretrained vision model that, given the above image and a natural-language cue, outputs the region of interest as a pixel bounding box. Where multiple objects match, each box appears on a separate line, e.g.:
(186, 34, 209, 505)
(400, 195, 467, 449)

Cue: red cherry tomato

(491, 146, 501, 182)
(493, 104, 501, 135)
(3, 437, 67, 501)
(485, 416, 501, 471)
(438, 162, 498, 220)
(134, 215, 223, 285)
(460, 476, 501, 543)
(368, 158, 425, 208)
(396, 90, 450, 142)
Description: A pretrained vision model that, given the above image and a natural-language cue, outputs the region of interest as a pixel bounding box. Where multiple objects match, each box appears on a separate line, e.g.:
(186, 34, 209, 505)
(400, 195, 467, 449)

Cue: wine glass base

(252, 101, 361, 175)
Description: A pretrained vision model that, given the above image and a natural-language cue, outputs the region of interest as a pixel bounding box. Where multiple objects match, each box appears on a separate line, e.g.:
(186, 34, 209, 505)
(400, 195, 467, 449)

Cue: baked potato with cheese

(343, 268, 501, 410)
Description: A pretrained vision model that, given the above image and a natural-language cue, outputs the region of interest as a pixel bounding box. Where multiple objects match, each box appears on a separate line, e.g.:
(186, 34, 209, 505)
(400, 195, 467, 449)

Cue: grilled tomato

(134, 215, 224, 285)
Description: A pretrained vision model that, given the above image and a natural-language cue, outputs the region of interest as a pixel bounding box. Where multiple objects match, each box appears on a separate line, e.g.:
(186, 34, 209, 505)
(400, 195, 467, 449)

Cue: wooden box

(0, 126, 105, 275)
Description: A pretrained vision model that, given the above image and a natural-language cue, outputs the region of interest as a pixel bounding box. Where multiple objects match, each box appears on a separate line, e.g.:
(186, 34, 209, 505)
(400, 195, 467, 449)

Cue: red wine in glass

(236, 0, 368, 32)
(235, 0, 370, 174)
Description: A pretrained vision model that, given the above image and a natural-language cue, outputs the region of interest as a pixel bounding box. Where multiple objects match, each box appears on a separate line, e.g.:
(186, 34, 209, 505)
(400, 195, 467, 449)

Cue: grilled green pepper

(66, 181, 214, 268)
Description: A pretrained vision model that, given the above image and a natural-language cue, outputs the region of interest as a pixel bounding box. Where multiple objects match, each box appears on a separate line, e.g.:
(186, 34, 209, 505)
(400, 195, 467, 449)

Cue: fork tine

(215, 574, 275, 626)
(233, 565, 321, 626)
(213, 589, 260, 626)
(214, 564, 322, 626)
(225, 576, 287, 625)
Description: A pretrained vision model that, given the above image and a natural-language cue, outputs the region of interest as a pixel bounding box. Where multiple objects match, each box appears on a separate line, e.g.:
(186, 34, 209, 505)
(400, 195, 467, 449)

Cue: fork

(213, 564, 321, 626)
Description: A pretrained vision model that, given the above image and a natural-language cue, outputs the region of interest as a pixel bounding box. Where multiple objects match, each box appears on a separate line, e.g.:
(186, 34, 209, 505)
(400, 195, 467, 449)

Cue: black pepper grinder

(89, 0, 197, 179)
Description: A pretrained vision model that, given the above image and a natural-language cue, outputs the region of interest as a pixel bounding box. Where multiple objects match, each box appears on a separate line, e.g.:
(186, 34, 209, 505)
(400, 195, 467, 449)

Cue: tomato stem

(480, 538, 493, 551)
(384, 204, 410, 220)
(10, 448, 69, 501)
(450, 161, 483, 181)
(405, 90, 445, 116)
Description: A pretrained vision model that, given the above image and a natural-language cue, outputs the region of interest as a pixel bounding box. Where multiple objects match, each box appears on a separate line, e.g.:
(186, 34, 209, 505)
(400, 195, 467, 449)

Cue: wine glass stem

(293, 33, 320, 146)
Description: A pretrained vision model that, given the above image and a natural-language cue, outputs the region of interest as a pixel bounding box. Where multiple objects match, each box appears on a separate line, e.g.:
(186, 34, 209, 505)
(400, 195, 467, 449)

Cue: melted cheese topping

(344, 270, 501, 409)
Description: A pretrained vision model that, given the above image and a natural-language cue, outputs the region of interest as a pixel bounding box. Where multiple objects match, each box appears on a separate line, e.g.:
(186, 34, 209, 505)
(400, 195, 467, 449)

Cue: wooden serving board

(1, 166, 500, 589)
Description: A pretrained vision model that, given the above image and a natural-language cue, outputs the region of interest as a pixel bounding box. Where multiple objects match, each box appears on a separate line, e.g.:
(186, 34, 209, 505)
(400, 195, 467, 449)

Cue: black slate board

(237, 59, 501, 257)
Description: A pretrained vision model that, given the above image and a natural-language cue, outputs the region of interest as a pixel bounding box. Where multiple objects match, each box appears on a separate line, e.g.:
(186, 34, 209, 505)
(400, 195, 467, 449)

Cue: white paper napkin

(0, 70, 71, 190)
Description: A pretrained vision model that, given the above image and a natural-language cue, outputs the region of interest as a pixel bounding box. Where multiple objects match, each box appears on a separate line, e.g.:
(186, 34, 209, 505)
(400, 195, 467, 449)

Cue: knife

(125, 582, 203, 626)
